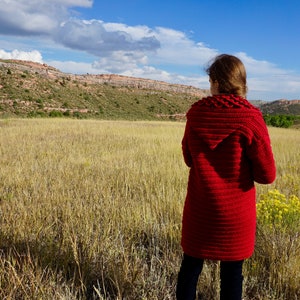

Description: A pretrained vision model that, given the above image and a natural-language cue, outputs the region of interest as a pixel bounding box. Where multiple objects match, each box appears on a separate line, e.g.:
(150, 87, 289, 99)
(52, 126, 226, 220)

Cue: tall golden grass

(0, 119, 299, 299)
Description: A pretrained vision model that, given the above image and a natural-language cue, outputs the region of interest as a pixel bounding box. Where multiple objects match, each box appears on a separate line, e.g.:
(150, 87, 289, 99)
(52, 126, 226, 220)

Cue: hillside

(1, 59, 300, 120)
(259, 99, 300, 115)
(0, 59, 209, 120)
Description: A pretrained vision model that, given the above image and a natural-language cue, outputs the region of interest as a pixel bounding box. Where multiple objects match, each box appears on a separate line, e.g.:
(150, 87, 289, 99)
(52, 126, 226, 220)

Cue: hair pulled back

(206, 54, 247, 97)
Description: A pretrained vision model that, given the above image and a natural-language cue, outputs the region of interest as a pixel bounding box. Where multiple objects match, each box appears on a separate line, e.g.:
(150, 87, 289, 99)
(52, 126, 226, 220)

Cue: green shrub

(27, 111, 47, 118)
(63, 110, 70, 117)
(49, 110, 63, 118)
(263, 114, 295, 128)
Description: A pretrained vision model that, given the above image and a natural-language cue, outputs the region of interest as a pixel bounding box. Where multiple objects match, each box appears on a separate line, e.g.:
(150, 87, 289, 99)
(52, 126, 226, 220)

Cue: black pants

(176, 254, 244, 300)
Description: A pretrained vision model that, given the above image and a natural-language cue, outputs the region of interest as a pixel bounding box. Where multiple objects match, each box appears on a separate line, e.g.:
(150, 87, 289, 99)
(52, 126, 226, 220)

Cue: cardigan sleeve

(246, 119, 276, 184)
(182, 122, 193, 167)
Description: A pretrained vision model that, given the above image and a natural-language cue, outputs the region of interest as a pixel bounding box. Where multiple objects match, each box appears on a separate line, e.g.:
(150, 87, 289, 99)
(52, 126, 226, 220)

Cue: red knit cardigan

(181, 94, 276, 261)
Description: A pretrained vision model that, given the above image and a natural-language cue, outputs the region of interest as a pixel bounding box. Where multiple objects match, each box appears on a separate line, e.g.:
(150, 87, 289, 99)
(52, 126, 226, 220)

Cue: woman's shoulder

(192, 94, 258, 109)
(188, 95, 262, 118)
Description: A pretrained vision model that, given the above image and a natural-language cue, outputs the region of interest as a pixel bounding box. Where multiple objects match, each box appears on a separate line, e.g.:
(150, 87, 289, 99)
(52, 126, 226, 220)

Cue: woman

(176, 54, 276, 300)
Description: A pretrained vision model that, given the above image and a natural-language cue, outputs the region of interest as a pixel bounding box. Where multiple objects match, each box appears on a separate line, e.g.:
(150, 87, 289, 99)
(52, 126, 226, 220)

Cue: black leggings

(176, 254, 244, 300)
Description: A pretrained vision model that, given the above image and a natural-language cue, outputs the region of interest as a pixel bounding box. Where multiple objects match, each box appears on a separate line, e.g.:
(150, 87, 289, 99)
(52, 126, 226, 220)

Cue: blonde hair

(206, 54, 247, 97)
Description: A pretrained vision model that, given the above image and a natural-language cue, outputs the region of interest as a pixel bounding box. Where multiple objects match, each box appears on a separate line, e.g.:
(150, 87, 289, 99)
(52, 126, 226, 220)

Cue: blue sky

(0, 0, 299, 101)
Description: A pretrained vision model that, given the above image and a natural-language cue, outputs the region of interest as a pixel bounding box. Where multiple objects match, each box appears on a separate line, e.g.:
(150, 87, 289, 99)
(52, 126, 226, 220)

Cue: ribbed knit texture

(181, 94, 276, 261)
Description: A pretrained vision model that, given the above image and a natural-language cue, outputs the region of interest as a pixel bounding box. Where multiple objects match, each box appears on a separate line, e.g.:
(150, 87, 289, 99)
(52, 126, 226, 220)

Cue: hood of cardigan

(186, 94, 261, 150)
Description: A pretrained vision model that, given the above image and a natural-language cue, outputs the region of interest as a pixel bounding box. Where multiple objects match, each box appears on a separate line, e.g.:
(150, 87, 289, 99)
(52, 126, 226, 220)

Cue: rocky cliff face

(80, 74, 209, 97)
(0, 59, 209, 97)
(260, 99, 300, 115)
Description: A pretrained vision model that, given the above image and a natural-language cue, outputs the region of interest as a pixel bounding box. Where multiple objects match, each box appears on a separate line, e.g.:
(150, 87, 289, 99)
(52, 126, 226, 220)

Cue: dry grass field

(0, 119, 299, 299)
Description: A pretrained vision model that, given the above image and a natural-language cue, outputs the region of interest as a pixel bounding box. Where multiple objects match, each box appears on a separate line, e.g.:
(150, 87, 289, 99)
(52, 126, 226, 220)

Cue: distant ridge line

(0, 59, 209, 97)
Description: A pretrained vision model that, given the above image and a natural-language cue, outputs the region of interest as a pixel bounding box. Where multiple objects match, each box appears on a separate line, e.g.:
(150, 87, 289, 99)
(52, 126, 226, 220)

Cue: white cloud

(104, 23, 155, 40)
(51, 21, 217, 78)
(0, 1, 299, 100)
(247, 73, 300, 100)
(151, 27, 218, 66)
(48, 60, 97, 74)
(236, 52, 288, 76)
(51, 0, 92, 6)
(0, 0, 92, 35)
(0, 1, 62, 35)
(0, 49, 43, 63)
(91, 51, 148, 73)
(55, 19, 160, 56)
(234, 52, 300, 99)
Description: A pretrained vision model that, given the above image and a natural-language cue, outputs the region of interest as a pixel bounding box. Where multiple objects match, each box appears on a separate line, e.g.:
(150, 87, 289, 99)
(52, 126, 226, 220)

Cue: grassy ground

(0, 119, 299, 299)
